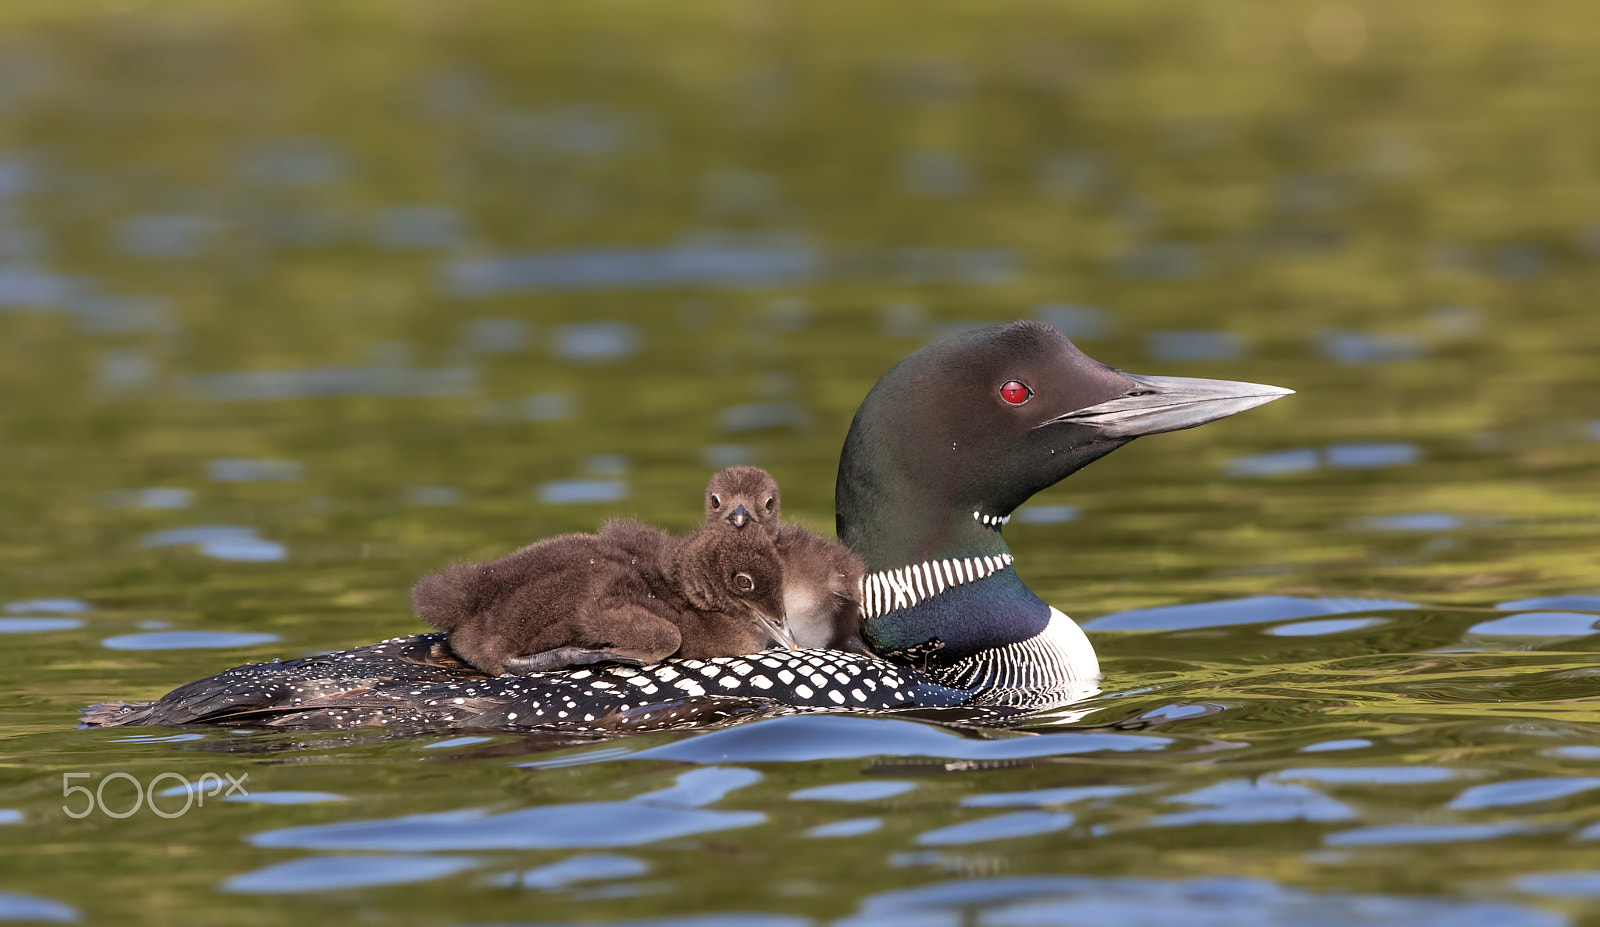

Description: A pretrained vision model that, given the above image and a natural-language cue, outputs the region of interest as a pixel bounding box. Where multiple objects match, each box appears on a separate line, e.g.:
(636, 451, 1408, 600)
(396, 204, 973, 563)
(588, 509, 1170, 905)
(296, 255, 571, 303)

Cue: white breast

(784, 585, 832, 649)
(939, 607, 1101, 708)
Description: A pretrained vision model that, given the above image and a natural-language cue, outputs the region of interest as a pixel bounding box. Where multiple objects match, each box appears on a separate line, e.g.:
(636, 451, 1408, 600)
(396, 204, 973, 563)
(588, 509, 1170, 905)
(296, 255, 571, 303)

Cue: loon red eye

(999, 380, 1032, 405)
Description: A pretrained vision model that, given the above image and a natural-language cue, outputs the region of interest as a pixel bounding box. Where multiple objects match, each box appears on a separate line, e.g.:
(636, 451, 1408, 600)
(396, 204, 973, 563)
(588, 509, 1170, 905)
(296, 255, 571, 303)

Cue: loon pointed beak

(726, 505, 751, 529)
(754, 610, 797, 652)
(1042, 374, 1293, 439)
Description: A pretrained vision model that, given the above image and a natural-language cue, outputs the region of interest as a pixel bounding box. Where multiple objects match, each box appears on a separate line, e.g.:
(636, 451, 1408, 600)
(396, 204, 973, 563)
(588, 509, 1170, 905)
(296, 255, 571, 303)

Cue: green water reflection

(3, 1, 1600, 924)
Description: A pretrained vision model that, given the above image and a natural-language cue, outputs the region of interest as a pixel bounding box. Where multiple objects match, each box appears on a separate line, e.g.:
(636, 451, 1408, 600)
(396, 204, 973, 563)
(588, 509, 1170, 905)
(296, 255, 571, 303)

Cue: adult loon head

(836, 321, 1291, 700)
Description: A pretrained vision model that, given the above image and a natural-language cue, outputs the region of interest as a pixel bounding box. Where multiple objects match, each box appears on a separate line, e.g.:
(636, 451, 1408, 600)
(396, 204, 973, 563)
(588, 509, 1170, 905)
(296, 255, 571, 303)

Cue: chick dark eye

(709, 494, 721, 509)
(1000, 380, 1032, 405)
(734, 572, 755, 592)
(764, 497, 775, 512)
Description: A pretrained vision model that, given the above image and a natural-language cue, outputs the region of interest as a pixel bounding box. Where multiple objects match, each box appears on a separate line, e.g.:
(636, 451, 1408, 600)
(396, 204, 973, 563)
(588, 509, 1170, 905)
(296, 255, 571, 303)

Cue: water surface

(3, 2, 1600, 924)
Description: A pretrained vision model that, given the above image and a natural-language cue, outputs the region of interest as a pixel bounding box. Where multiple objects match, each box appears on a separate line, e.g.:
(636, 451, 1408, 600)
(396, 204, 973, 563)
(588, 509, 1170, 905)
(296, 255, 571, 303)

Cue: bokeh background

(4, 1, 1600, 924)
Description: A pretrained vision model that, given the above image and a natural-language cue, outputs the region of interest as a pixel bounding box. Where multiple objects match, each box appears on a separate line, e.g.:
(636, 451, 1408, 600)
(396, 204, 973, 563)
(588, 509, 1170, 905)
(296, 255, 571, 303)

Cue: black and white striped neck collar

(861, 552, 1015, 621)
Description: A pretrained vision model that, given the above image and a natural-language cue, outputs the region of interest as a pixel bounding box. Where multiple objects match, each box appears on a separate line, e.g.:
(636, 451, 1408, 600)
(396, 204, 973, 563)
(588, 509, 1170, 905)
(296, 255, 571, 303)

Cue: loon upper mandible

(81, 321, 1290, 731)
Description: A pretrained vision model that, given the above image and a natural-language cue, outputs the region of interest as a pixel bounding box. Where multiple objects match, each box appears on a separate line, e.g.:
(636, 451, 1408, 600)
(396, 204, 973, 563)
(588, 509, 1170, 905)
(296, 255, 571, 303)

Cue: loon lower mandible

(81, 321, 1290, 732)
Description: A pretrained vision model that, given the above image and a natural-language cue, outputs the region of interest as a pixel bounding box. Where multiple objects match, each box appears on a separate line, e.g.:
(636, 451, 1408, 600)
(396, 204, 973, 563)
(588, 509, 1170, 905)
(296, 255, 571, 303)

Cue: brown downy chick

(704, 465, 780, 533)
(664, 522, 794, 659)
(772, 525, 868, 653)
(703, 466, 867, 652)
(410, 522, 792, 676)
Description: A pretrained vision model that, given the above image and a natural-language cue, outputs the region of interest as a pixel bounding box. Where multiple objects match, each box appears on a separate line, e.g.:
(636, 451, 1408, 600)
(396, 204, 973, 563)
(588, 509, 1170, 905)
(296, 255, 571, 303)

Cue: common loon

(703, 466, 866, 652)
(81, 321, 1290, 732)
(410, 517, 793, 675)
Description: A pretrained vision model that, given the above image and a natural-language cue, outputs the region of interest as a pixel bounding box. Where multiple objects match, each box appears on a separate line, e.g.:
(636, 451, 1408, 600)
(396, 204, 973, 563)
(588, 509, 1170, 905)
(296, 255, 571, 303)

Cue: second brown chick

(702, 466, 867, 653)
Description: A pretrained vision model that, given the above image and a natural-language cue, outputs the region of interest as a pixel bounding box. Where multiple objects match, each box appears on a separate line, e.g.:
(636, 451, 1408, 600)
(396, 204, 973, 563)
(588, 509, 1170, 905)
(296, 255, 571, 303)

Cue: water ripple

(1450, 777, 1600, 810)
(631, 715, 1170, 763)
(1274, 767, 1462, 786)
(513, 854, 649, 889)
(0, 892, 78, 923)
(250, 770, 766, 852)
(841, 875, 1563, 927)
(632, 767, 761, 808)
(1151, 779, 1355, 826)
(915, 810, 1075, 846)
(102, 631, 280, 651)
(1515, 871, 1600, 897)
(807, 818, 883, 838)
(1267, 617, 1385, 637)
(222, 854, 479, 893)
(139, 525, 286, 562)
(1499, 596, 1600, 612)
(1469, 613, 1600, 638)
(0, 617, 82, 633)
(791, 781, 917, 802)
(961, 785, 1138, 808)
(1325, 822, 1543, 846)
(251, 803, 764, 852)
(1300, 739, 1373, 753)
(1085, 595, 1412, 632)
(3, 598, 89, 614)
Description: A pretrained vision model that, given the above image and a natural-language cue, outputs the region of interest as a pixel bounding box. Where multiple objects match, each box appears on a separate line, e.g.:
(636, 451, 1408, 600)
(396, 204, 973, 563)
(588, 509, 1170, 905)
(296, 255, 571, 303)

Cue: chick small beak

(753, 610, 797, 651)
(726, 504, 751, 529)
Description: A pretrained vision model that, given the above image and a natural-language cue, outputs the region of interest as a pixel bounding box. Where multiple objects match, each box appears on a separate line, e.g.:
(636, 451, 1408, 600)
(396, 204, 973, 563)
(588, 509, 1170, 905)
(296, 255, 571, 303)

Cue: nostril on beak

(726, 504, 750, 529)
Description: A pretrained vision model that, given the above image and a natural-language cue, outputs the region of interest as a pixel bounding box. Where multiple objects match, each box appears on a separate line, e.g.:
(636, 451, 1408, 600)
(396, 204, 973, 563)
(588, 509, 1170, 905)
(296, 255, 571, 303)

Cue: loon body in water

(410, 518, 793, 675)
(703, 466, 866, 652)
(81, 321, 1290, 731)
